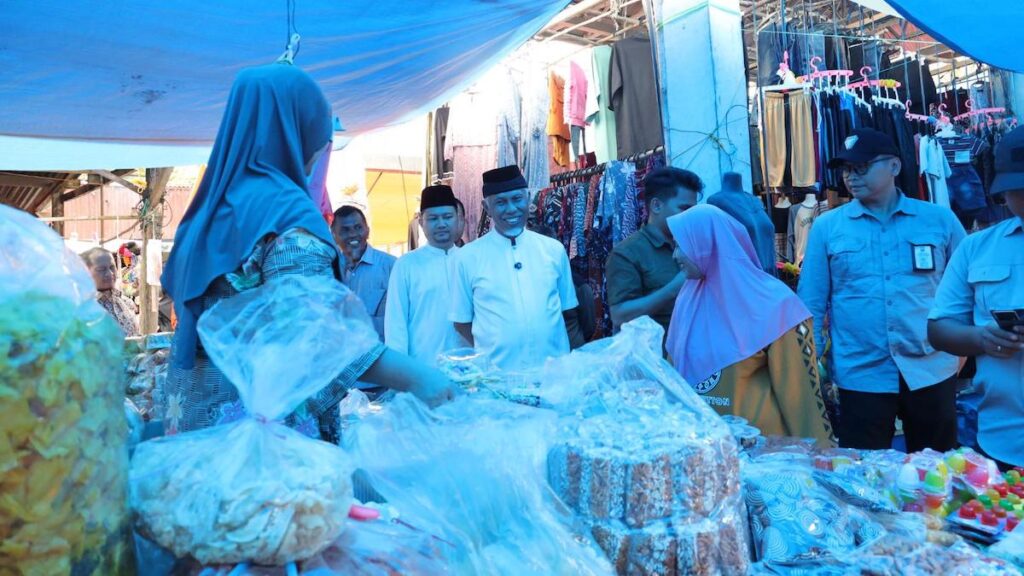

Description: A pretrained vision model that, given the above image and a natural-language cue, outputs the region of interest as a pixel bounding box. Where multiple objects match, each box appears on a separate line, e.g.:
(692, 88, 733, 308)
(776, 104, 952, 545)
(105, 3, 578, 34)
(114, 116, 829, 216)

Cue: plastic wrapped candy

(130, 276, 380, 566)
(344, 393, 613, 576)
(0, 205, 134, 575)
(744, 455, 885, 565)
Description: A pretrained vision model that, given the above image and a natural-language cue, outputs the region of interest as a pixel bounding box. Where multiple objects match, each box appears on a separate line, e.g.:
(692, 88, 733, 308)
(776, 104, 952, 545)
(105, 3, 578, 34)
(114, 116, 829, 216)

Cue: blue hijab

(162, 63, 339, 368)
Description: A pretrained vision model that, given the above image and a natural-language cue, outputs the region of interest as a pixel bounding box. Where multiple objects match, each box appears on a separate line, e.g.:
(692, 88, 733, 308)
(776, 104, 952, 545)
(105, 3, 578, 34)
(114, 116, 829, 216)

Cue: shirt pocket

(827, 236, 868, 290)
(968, 265, 1021, 314)
(899, 233, 948, 275)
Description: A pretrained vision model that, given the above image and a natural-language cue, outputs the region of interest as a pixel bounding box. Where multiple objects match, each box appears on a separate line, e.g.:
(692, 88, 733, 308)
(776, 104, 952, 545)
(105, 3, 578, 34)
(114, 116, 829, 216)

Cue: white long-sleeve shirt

(384, 244, 467, 365)
(449, 229, 578, 371)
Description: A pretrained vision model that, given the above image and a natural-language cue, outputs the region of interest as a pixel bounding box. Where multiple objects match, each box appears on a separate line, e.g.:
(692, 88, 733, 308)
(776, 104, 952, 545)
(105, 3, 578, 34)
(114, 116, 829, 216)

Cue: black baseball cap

(827, 128, 899, 168)
(991, 126, 1024, 196)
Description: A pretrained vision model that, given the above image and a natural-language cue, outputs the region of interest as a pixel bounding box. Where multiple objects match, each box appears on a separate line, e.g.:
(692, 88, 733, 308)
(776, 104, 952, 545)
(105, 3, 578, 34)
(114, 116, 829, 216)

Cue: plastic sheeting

(870, 0, 1024, 73)
(0, 1, 566, 169)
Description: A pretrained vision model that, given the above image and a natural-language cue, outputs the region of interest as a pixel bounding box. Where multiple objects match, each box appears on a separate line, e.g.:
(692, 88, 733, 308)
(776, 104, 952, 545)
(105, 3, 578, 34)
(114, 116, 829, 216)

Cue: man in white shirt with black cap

(385, 184, 468, 365)
(450, 165, 579, 371)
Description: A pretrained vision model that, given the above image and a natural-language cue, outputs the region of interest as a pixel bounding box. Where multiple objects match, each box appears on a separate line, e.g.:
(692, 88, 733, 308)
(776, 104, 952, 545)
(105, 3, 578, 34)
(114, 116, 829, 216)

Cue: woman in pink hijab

(666, 205, 834, 443)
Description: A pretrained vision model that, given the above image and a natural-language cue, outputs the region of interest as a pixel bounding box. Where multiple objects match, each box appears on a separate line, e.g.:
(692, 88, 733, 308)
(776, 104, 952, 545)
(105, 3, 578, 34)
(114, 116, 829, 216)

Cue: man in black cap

(449, 165, 578, 371)
(798, 127, 966, 452)
(385, 185, 469, 365)
(929, 125, 1024, 469)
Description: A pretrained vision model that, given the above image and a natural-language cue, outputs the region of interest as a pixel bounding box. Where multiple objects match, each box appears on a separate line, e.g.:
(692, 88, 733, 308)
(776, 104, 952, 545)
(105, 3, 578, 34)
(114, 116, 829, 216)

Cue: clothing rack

(548, 145, 665, 183)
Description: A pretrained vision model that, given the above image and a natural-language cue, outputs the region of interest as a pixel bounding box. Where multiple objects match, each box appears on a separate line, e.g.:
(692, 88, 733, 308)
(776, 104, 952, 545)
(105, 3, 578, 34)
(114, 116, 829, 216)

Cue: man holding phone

(929, 126, 1024, 469)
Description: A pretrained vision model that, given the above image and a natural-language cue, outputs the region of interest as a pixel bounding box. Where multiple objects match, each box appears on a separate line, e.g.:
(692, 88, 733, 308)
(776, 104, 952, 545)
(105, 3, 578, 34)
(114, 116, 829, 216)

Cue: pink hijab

(666, 205, 810, 385)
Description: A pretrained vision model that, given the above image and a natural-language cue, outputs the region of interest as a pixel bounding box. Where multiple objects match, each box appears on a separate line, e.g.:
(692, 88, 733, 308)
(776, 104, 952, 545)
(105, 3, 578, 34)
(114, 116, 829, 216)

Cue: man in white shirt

(450, 165, 579, 371)
(385, 185, 468, 365)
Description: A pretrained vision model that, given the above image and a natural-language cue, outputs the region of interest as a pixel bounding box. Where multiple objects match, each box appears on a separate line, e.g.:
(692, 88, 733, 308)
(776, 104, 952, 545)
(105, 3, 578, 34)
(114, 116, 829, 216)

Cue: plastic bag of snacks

(542, 318, 751, 575)
(345, 393, 613, 576)
(130, 275, 379, 566)
(0, 205, 133, 575)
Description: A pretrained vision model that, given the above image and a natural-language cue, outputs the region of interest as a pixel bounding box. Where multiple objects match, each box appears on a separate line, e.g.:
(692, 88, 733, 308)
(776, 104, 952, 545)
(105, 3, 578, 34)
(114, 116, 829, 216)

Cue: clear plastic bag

(344, 393, 613, 575)
(541, 317, 750, 575)
(744, 455, 886, 566)
(130, 275, 379, 566)
(0, 205, 133, 575)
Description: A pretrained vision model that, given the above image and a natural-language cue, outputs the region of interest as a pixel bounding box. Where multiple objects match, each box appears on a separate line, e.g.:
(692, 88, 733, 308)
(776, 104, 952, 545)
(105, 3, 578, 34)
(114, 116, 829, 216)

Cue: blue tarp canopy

(879, 0, 1024, 73)
(0, 1, 566, 169)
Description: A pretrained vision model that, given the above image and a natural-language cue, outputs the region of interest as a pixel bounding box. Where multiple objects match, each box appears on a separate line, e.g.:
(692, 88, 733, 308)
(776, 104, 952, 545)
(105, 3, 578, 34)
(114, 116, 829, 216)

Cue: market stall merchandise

(130, 275, 380, 566)
(0, 205, 133, 575)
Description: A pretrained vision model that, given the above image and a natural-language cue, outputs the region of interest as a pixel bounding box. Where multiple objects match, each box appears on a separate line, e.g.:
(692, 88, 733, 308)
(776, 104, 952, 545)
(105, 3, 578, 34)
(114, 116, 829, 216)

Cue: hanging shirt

(929, 216, 1024, 467)
(450, 229, 578, 371)
(385, 245, 467, 365)
(798, 193, 967, 393)
(343, 245, 396, 340)
(608, 36, 664, 158)
(707, 190, 778, 275)
(565, 61, 589, 128)
(920, 135, 952, 207)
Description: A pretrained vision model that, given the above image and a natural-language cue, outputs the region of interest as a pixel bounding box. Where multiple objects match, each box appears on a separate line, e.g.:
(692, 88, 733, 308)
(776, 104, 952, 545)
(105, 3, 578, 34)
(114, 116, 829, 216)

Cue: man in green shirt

(606, 167, 702, 334)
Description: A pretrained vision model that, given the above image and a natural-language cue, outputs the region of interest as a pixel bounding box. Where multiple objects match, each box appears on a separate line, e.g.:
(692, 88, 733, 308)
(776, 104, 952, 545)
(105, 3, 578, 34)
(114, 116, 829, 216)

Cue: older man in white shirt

(385, 185, 468, 365)
(450, 165, 578, 371)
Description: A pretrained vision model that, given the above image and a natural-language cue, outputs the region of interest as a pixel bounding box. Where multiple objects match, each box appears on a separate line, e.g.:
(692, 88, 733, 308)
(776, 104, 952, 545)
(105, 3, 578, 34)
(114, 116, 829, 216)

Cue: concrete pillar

(649, 0, 753, 197)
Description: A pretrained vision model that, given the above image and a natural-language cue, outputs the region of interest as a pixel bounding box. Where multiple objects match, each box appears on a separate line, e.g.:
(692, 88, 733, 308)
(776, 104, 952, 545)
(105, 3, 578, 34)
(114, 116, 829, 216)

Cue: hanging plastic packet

(130, 275, 380, 566)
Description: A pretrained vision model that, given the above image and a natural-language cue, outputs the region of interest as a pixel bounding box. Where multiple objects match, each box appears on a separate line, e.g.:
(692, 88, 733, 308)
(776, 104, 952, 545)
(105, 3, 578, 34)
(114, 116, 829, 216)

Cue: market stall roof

(881, 0, 1024, 73)
(0, 0, 567, 170)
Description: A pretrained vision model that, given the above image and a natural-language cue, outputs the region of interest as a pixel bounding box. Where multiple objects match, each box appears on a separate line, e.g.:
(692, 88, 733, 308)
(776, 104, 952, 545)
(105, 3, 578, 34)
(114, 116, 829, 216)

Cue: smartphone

(991, 309, 1024, 332)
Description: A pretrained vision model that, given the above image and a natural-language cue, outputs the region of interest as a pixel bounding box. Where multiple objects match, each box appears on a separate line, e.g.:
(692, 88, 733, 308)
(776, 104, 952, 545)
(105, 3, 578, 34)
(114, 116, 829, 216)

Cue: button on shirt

(342, 245, 396, 340)
(798, 194, 966, 393)
(384, 245, 467, 365)
(606, 224, 678, 332)
(450, 230, 578, 371)
(929, 217, 1024, 466)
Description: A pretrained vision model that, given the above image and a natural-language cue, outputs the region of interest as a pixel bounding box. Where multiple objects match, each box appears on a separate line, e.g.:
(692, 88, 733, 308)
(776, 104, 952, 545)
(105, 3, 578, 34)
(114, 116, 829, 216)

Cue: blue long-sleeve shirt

(797, 193, 966, 393)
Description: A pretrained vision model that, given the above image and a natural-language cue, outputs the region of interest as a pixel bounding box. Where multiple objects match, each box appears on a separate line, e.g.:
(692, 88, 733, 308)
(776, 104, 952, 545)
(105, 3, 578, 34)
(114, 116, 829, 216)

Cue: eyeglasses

(842, 156, 895, 177)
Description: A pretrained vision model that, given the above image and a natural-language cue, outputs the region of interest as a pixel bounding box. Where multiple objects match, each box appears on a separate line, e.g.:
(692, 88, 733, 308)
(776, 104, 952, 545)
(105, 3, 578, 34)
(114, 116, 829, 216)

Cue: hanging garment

(763, 91, 817, 188)
(522, 70, 551, 193)
(496, 68, 521, 169)
(546, 71, 571, 167)
(919, 135, 952, 207)
(588, 45, 618, 164)
(565, 61, 589, 127)
(433, 106, 451, 178)
(446, 89, 499, 242)
(450, 145, 496, 242)
(608, 36, 664, 159)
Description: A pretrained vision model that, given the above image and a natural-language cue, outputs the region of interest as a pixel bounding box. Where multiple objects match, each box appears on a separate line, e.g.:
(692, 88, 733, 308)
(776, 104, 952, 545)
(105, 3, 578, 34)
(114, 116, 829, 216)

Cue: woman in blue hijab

(162, 63, 454, 442)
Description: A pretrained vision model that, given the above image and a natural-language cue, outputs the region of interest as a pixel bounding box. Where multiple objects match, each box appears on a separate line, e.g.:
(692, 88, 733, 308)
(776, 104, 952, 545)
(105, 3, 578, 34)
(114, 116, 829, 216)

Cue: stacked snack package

(344, 393, 613, 575)
(0, 205, 134, 574)
(130, 276, 380, 566)
(542, 318, 751, 576)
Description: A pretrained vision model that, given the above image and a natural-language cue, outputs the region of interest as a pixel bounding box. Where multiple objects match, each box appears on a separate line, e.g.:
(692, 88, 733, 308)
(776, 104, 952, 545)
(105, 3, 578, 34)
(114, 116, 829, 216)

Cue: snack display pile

(0, 205, 133, 575)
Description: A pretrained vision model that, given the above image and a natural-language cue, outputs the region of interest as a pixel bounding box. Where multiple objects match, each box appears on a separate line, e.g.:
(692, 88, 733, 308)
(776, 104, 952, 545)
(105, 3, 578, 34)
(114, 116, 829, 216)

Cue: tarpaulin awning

(0, 0, 567, 169)
(860, 0, 1024, 73)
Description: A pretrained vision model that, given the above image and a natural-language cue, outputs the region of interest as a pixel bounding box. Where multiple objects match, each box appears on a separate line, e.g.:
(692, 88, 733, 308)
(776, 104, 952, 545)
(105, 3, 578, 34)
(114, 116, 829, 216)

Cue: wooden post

(139, 167, 173, 334)
(50, 190, 65, 236)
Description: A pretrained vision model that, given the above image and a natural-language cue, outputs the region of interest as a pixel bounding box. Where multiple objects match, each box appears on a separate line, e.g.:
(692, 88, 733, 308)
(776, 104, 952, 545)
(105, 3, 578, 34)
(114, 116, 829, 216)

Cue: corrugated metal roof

(0, 171, 78, 213)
